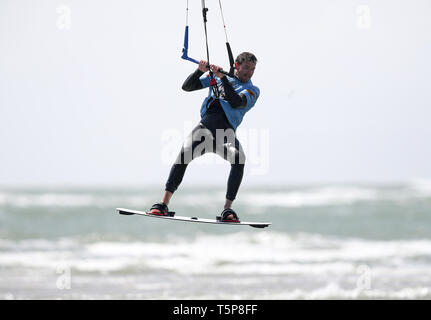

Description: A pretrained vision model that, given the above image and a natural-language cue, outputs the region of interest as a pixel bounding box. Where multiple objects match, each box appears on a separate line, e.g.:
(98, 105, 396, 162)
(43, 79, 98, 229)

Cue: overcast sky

(1, 0, 430, 188)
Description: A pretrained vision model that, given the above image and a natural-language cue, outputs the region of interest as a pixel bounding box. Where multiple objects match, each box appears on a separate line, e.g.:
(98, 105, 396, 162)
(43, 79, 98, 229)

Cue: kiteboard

(117, 208, 271, 228)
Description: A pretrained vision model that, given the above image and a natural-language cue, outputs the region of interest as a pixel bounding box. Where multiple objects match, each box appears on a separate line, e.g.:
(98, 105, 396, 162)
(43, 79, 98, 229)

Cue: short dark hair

(235, 52, 258, 65)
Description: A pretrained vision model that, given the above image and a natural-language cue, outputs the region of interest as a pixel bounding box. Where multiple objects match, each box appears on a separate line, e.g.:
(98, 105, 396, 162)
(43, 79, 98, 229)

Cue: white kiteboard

(117, 208, 271, 228)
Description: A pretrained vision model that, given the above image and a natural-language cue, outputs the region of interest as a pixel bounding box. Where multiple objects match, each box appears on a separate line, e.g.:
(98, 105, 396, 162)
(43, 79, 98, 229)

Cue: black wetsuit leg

(165, 123, 214, 194)
(165, 103, 245, 201)
(220, 137, 245, 201)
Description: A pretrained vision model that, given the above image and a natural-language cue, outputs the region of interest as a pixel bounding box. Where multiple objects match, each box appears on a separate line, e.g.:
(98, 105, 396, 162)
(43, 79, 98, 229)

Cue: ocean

(1, 182, 431, 299)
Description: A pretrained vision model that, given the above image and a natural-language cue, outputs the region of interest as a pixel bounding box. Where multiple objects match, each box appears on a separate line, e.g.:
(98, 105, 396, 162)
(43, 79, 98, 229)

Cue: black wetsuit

(165, 70, 247, 201)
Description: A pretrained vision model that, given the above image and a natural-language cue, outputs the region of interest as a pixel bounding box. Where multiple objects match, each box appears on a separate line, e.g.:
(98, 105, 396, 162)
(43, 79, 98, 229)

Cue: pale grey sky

(1, 0, 430, 187)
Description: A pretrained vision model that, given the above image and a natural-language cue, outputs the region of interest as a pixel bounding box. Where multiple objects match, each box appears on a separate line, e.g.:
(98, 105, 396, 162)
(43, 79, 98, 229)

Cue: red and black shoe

(147, 202, 170, 216)
(220, 208, 241, 223)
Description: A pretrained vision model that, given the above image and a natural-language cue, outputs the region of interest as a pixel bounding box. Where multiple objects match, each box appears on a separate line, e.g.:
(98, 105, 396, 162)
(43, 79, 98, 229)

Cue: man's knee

(236, 148, 246, 165)
(226, 146, 245, 166)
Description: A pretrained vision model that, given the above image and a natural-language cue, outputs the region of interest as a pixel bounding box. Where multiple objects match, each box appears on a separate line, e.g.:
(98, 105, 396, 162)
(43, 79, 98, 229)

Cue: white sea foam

(237, 184, 431, 209)
(1, 232, 431, 276)
(246, 284, 431, 300)
(2, 232, 431, 299)
(0, 192, 150, 208)
(237, 186, 379, 208)
(2, 182, 429, 210)
(408, 178, 431, 196)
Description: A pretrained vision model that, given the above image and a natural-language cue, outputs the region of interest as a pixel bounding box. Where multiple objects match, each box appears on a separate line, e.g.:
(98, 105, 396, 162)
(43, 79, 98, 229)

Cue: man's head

(234, 52, 257, 83)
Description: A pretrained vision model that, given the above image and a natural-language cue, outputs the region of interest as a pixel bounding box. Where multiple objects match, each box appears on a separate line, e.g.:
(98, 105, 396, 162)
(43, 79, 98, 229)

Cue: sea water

(1, 182, 431, 299)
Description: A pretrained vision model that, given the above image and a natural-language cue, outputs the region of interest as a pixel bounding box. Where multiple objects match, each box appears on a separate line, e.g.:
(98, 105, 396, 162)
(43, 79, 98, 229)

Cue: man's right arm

(182, 69, 204, 92)
(182, 60, 210, 92)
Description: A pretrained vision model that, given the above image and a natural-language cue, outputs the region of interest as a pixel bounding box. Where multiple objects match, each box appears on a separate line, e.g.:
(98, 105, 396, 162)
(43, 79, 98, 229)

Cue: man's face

(235, 61, 256, 83)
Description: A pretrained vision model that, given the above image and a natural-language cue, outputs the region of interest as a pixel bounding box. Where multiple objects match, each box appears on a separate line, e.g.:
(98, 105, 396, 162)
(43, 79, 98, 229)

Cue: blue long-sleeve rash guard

(182, 69, 260, 131)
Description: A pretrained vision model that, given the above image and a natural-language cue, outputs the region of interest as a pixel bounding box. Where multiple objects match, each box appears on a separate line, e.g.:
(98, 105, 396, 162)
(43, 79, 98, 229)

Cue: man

(149, 52, 260, 222)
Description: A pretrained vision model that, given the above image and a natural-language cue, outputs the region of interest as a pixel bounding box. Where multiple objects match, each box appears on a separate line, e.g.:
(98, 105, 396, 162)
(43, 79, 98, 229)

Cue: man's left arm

(220, 77, 247, 108)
